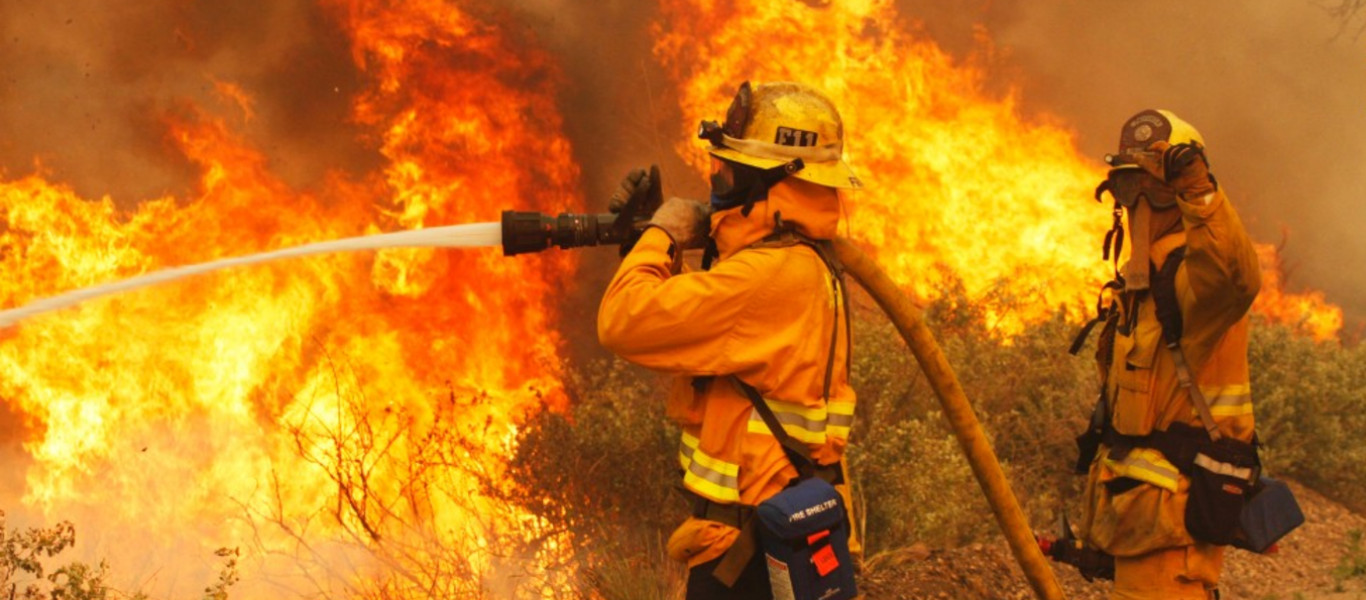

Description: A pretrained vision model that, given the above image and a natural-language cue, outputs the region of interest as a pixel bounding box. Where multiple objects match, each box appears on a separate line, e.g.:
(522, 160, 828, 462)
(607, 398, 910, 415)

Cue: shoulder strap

(1150, 247, 1223, 442)
(732, 376, 818, 479)
(745, 229, 851, 405)
(806, 238, 851, 404)
(1069, 279, 1123, 357)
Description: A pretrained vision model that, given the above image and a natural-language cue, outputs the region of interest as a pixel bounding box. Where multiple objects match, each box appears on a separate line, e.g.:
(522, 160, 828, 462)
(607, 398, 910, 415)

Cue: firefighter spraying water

(0, 155, 1066, 600)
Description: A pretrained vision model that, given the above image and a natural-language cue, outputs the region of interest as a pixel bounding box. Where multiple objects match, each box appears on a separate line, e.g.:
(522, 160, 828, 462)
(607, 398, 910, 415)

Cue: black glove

(611, 165, 665, 256)
(1132, 141, 1217, 199)
(610, 168, 651, 214)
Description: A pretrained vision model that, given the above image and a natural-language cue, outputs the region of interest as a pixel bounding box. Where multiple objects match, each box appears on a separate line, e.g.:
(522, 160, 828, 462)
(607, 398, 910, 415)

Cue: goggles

(698, 81, 753, 148)
(1094, 155, 1178, 209)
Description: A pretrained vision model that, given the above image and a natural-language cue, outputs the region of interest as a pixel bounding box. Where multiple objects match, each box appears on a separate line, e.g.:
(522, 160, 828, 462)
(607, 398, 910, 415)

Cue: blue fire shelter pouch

(755, 477, 857, 600)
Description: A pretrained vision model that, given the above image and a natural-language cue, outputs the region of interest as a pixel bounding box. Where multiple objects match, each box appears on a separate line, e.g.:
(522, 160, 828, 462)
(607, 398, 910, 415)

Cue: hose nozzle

(501, 165, 663, 256)
(500, 211, 624, 256)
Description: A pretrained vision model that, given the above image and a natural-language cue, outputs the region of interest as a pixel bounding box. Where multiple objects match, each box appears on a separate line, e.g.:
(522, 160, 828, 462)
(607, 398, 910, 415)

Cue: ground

(858, 481, 1366, 600)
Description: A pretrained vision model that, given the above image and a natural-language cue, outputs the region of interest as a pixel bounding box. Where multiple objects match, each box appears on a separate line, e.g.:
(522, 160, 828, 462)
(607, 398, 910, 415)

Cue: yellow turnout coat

(1080, 187, 1261, 558)
(598, 178, 854, 566)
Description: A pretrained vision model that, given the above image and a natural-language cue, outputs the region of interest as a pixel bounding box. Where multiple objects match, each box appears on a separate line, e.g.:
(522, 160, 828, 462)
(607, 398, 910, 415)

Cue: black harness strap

(1082, 245, 1258, 472)
(700, 238, 720, 271)
(1069, 279, 1124, 357)
(809, 238, 850, 405)
(746, 227, 852, 406)
(733, 377, 823, 479)
(1150, 246, 1225, 442)
(1151, 247, 1187, 343)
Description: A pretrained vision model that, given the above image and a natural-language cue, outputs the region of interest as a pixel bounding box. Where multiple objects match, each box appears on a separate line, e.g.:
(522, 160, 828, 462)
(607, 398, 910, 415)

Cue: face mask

(1124, 202, 1152, 291)
(709, 171, 740, 211)
(708, 159, 804, 214)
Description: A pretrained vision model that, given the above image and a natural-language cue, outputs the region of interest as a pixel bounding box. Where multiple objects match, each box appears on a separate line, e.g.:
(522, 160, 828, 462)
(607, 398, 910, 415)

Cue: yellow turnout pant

(1112, 543, 1222, 600)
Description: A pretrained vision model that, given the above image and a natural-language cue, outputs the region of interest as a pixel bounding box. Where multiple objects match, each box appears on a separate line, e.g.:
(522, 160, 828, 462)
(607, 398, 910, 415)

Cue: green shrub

(1333, 529, 1366, 588)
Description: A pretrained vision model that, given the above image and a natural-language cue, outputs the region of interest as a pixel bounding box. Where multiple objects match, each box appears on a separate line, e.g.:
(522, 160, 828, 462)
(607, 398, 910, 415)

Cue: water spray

(0, 223, 505, 328)
(0, 167, 662, 329)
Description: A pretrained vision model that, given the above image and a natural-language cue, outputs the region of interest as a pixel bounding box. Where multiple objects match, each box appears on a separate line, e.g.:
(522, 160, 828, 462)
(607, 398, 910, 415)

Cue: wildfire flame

(0, 1, 1347, 599)
(653, 0, 1344, 341)
(1, 1, 579, 597)
(1251, 242, 1344, 341)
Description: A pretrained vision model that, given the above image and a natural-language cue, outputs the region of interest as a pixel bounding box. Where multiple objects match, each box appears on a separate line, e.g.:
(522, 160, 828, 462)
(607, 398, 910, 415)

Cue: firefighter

(598, 81, 862, 599)
(1075, 110, 1262, 599)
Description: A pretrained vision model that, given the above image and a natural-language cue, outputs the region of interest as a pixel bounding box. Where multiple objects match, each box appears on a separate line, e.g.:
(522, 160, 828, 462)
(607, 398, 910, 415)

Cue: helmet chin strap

(1124, 201, 1153, 291)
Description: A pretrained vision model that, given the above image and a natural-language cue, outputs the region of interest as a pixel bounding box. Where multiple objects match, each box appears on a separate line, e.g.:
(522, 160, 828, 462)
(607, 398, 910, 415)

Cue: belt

(690, 493, 755, 529)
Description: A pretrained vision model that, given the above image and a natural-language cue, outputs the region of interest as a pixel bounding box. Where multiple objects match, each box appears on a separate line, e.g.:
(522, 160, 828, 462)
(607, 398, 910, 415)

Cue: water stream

(0, 221, 504, 329)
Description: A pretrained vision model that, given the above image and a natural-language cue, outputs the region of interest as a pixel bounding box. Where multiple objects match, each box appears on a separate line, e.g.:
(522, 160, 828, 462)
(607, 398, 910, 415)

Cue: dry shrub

(504, 357, 687, 598)
(507, 277, 1365, 585)
(1248, 316, 1366, 512)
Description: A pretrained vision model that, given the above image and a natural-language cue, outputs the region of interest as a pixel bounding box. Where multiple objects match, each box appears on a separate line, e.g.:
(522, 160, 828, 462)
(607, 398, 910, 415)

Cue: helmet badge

(1134, 124, 1153, 143)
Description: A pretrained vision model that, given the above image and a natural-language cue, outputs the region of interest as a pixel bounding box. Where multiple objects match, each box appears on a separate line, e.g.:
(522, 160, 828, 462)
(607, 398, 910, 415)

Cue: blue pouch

(755, 477, 857, 600)
(1233, 476, 1304, 553)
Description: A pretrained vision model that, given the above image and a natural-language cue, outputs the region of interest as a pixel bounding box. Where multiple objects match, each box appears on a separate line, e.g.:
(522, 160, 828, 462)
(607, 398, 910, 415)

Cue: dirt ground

(857, 481, 1366, 600)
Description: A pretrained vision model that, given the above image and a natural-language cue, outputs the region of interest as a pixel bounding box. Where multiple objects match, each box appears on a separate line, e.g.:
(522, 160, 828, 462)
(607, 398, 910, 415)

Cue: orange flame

(1252, 243, 1343, 341)
(0, 1, 1348, 598)
(1, 1, 578, 597)
(653, 0, 1344, 340)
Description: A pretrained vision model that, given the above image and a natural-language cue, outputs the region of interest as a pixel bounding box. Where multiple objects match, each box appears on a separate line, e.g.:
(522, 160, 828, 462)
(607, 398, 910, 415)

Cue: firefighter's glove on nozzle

(648, 197, 712, 251)
(610, 168, 652, 215)
(1131, 140, 1217, 201)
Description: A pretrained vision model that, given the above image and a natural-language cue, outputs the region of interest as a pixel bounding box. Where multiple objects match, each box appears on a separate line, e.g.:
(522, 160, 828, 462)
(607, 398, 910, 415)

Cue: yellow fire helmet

(1098, 109, 1208, 210)
(1109, 109, 1206, 169)
(698, 81, 865, 190)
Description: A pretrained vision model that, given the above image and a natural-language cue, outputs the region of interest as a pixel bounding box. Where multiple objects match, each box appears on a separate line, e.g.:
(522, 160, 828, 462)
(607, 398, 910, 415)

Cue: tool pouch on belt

(1184, 437, 1259, 546)
(755, 477, 857, 600)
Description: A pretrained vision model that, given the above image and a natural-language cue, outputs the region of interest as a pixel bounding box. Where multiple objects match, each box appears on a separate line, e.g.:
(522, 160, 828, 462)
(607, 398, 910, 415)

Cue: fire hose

(500, 167, 1066, 600)
(831, 238, 1066, 600)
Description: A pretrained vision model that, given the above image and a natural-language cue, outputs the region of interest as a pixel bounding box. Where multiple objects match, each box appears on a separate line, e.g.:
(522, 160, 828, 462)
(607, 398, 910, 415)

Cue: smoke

(897, 0, 1366, 323)
(0, 0, 378, 205)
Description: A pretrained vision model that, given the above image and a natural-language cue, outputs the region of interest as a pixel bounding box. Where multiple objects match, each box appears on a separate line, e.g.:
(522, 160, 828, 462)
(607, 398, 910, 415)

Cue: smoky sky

(1, 0, 1362, 324)
(0, 0, 378, 203)
(1006, 3, 1366, 324)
